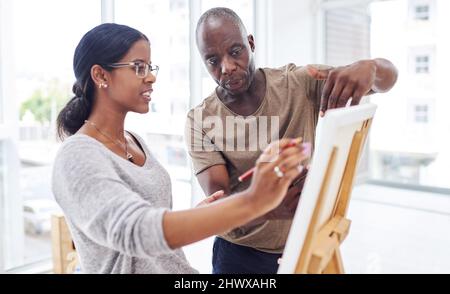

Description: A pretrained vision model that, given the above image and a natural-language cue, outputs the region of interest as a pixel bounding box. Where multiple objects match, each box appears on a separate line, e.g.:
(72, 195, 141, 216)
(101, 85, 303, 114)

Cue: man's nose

(221, 56, 237, 75)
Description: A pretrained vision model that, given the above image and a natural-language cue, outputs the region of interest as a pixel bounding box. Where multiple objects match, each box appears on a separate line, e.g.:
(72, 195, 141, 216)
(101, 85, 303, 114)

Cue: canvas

(278, 103, 377, 274)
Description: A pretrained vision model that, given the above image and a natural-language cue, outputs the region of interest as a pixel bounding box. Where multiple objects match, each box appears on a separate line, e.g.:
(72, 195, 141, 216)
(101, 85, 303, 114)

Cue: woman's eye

(137, 64, 146, 73)
(208, 58, 217, 66)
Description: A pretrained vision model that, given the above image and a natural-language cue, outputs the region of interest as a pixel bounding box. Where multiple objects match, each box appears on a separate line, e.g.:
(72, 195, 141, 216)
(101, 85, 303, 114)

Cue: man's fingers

(206, 190, 225, 203)
(337, 84, 355, 108)
(351, 89, 365, 106)
(350, 96, 362, 106)
(196, 190, 225, 207)
(328, 83, 345, 110)
(306, 65, 329, 80)
(319, 82, 332, 117)
(211, 190, 225, 198)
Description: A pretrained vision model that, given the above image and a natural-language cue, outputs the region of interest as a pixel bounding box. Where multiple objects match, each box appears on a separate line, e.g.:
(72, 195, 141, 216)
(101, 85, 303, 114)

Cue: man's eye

(208, 58, 217, 66)
(231, 48, 242, 56)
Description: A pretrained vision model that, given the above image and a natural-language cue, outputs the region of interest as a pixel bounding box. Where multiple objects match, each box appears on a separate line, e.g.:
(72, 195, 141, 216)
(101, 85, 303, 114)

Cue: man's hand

(264, 184, 302, 219)
(264, 166, 308, 220)
(195, 190, 226, 208)
(307, 60, 376, 117)
(244, 167, 309, 226)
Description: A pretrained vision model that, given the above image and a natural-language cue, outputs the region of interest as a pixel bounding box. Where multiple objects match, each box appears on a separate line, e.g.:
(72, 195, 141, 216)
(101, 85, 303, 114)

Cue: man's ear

(248, 34, 255, 52)
(91, 65, 109, 88)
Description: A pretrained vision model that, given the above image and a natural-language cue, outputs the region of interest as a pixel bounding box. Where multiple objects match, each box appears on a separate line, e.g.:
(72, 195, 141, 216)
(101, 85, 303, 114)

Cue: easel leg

(323, 248, 344, 274)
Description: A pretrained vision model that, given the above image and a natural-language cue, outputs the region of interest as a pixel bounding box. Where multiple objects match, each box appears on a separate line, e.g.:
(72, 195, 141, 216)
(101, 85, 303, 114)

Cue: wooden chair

(51, 214, 79, 274)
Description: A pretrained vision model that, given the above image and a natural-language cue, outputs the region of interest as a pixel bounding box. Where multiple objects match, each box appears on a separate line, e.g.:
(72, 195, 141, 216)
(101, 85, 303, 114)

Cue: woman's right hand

(244, 138, 310, 215)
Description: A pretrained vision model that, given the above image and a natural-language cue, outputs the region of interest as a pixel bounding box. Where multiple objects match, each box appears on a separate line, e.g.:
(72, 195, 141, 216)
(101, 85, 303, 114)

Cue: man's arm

(197, 165, 231, 196)
(307, 58, 398, 116)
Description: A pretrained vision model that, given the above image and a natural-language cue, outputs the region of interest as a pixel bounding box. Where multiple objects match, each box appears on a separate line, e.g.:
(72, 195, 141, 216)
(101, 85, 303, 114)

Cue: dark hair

(196, 7, 247, 41)
(57, 23, 148, 140)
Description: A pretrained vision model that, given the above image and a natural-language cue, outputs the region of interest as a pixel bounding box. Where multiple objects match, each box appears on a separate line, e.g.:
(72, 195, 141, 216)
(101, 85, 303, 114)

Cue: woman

(52, 23, 307, 274)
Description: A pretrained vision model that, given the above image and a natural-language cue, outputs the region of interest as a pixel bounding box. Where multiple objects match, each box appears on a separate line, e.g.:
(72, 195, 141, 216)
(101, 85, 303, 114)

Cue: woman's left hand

(195, 190, 226, 208)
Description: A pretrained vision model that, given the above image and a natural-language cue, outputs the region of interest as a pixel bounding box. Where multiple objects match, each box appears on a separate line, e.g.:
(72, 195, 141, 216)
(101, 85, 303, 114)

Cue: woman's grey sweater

(52, 133, 197, 274)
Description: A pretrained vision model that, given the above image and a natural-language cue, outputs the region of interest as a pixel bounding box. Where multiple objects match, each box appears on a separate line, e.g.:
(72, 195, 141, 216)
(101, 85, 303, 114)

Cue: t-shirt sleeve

(307, 64, 332, 106)
(52, 143, 172, 258)
(184, 109, 226, 175)
(287, 63, 332, 114)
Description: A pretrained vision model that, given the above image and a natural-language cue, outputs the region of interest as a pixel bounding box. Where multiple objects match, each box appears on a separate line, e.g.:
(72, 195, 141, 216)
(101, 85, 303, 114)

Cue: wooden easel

(51, 214, 79, 274)
(294, 118, 373, 274)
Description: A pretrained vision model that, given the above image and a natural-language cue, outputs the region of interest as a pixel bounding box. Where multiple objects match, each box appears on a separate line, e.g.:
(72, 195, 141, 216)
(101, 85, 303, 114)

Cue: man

(185, 7, 398, 274)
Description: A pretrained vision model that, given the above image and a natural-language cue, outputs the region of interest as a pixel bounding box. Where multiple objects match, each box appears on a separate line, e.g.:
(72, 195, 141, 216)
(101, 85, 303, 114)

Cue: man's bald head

(196, 7, 248, 44)
(195, 7, 257, 96)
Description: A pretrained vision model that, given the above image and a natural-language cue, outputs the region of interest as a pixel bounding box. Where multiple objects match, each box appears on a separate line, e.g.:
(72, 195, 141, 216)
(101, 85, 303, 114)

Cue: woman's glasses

(106, 61, 159, 78)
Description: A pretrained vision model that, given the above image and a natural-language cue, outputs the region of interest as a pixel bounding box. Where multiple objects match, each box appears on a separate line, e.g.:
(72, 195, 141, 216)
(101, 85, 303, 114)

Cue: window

(370, 0, 447, 190)
(116, 0, 190, 118)
(409, 0, 435, 23)
(414, 4, 429, 20)
(322, 2, 372, 181)
(320, 0, 450, 274)
(414, 104, 429, 123)
(2, 0, 101, 271)
(415, 55, 429, 73)
(321, 1, 449, 191)
(409, 47, 435, 76)
(324, 5, 371, 66)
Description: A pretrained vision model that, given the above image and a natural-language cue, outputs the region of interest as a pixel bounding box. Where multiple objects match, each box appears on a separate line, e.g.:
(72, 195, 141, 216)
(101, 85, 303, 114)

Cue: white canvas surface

(278, 103, 377, 274)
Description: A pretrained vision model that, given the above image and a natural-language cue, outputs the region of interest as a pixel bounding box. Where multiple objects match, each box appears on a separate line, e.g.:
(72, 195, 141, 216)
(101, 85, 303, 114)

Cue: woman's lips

(141, 90, 152, 102)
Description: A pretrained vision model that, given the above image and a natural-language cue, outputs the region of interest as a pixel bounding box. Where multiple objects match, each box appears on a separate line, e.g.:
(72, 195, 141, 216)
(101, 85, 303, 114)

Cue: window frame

(413, 104, 429, 123)
(415, 54, 430, 74)
(409, 46, 435, 76)
(414, 4, 430, 20)
(0, 0, 21, 273)
(409, 0, 436, 22)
